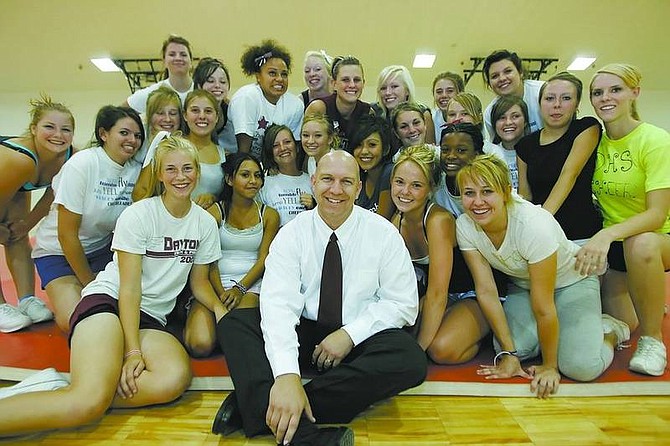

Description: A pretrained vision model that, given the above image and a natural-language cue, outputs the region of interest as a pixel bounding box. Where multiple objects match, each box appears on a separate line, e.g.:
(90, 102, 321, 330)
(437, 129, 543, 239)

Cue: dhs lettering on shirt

(593, 149, 636, 199)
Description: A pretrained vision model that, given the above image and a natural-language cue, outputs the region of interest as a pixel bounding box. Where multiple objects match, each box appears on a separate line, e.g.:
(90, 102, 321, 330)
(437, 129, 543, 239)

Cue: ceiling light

(567, 57, 596, 71)
(413, 54, 436, 69)
(90, 58, 121, 72)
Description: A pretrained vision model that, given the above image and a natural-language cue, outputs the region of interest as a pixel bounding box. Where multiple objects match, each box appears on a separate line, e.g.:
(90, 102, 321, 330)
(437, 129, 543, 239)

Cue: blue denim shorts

(34, 243, 113, 288)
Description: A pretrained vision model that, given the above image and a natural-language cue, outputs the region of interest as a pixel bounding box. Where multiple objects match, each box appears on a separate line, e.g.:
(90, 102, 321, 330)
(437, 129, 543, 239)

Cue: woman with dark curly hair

(228, 39, 303, 159)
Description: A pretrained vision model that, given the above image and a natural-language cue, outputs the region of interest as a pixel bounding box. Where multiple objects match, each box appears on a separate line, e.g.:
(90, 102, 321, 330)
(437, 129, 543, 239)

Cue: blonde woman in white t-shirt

(0, 135, 226, 437)
(300, 113, 336, 177)
(456, 155, 629, 398)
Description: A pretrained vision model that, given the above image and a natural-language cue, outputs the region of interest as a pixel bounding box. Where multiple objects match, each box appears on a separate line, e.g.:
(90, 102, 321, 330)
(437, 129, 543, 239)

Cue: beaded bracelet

(124, 349, 142, 359)
(231, 280, 248, 295)
(493, 350, 518, 367)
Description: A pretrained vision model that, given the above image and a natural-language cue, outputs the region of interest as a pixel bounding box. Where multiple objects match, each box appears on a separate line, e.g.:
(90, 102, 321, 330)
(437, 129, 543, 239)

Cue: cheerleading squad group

(0, 34, 668, 445)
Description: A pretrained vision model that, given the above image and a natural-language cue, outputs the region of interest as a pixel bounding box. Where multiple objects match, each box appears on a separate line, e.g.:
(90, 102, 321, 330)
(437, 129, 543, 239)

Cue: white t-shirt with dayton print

(82, 196, 221, 325)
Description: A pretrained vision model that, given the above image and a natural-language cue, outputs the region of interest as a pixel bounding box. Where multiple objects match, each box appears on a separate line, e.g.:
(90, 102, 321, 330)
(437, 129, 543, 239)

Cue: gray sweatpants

(495, 275, 613, 382)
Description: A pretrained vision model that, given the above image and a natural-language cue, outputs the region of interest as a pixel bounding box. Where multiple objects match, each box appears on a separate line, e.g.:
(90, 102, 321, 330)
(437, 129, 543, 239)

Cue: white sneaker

(629, 336, 667, 376)
(0, 368, 69, 400)
(602, 314, 630, 350)
(0, 303, 32, 333)
(18, 296, 54, 323)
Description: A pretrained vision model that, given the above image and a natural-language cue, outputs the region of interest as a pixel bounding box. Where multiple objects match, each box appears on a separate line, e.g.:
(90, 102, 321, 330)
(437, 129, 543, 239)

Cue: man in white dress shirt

(212, 151, 426, 445)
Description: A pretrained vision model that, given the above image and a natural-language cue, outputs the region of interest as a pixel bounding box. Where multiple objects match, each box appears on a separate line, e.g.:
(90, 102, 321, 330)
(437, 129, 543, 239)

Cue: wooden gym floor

(1, 390, 669, 445)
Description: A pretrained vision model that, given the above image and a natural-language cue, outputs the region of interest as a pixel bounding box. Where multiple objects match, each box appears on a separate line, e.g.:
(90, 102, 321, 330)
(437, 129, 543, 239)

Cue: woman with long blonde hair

(0, 135, 226, 436)
(0, 95, 75, 332)
(577, 63, 670, 376)
(457, 155, 627, 397)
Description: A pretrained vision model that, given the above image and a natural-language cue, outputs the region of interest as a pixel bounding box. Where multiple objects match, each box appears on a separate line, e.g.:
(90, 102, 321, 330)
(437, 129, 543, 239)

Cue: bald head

(316, 150, 360, 183)
(311, 150, 362, 229)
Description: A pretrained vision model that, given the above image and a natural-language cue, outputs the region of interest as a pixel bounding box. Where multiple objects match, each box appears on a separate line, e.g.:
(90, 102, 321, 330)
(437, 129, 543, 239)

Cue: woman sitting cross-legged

(456, 154, 629, 398)
(0, 135, 226, 437)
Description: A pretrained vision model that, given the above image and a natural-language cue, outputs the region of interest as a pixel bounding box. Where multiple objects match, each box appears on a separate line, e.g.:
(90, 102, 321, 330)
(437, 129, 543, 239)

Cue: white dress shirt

(260, 205, 418, 378)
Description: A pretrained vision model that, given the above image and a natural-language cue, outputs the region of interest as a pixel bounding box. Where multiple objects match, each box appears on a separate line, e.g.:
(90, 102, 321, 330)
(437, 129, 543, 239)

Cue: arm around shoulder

(132, 164, 153, 202)
(517, 156, 532, 201)
(376, 189, 396, 221)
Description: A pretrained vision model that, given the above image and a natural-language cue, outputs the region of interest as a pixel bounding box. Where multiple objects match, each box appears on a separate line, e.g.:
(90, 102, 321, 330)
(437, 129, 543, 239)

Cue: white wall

(1, 89, 128, 147)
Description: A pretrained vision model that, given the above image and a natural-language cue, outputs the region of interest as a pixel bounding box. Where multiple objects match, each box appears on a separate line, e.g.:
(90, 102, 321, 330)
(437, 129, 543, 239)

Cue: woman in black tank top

(390, 145, 492, 365)
(0, 95, 75, 332)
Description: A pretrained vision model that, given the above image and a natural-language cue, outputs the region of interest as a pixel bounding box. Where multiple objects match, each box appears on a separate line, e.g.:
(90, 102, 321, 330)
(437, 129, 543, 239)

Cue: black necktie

(317, 232, 343, 329)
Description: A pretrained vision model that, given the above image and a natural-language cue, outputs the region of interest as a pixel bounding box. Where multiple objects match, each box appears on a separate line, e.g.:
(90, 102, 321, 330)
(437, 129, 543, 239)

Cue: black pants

(216, 308, 427, 438)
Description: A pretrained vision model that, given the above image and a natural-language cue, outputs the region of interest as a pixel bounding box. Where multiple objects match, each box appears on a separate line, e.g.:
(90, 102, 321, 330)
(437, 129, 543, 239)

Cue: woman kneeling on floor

(456, 154, 629, 398)
(0, 135, 226, 437)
